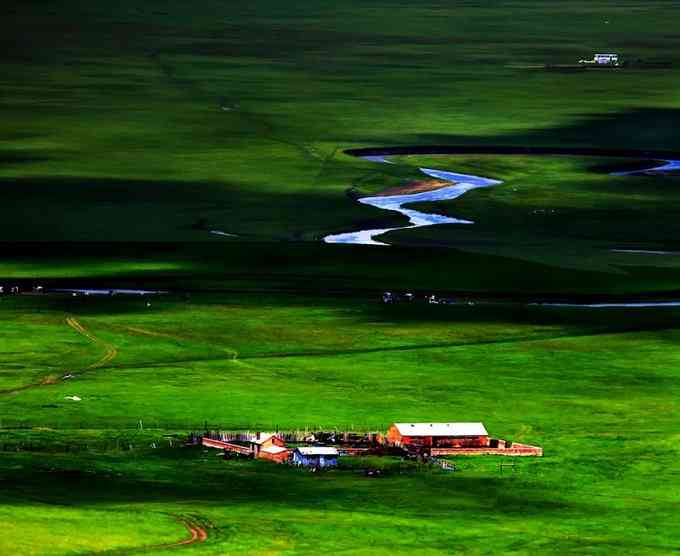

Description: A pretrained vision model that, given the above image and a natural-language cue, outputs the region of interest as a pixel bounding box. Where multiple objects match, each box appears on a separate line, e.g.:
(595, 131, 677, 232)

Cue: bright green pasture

(1, 293, 680, 553)
(1, 293, 680, 429)
(0, 502, 185, 556)
(0, 293, 595, 426)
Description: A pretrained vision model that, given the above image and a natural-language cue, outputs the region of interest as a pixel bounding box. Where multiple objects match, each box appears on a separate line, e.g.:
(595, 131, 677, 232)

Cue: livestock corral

(194, 422, 543, 469)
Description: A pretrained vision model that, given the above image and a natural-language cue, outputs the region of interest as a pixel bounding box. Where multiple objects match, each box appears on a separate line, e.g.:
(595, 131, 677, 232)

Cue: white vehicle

(579, 53, 620, 66)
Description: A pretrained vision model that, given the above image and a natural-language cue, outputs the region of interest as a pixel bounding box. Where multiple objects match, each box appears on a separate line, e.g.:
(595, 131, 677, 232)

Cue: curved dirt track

(157, 515, 208, 549)
(85, 514, 209, 555)
(0, 317, 117, 395)
(66, 316, 118, 369)
(0, 373, 59, 395)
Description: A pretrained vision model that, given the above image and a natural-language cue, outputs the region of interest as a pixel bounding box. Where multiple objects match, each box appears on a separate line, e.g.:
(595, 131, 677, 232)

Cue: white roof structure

(260, 445, 288, 454)
(295, 446, 339, 456)
(252, 433, 277, 445)
(393, 422, 488, 437)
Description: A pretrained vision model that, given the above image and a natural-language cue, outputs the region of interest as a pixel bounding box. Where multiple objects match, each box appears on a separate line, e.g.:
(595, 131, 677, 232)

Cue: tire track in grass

(237, 328, 634, 360)
(169, 515, 209, 547)
(125, 326, 183, 341)
(0, 317, 117, 395)
(97, 326, 655, 370)
(66, 317, 118, 370)
(0, 373, 61, 395)
(123, 325, 239, 360)
(83, 514, 210, 555)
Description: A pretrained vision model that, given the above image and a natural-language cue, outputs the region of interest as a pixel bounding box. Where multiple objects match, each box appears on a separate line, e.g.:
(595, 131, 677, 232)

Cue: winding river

(324, 167, 502, 245)
(324, 151, 679, 246)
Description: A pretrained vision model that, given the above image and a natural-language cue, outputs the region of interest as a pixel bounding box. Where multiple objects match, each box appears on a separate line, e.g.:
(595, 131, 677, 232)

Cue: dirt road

(66, 316, 118, 369)
(0, 317, 117, 395)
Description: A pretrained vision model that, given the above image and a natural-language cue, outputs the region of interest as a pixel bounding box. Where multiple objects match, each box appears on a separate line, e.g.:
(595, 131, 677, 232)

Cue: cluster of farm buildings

(199, 422, 542, 468)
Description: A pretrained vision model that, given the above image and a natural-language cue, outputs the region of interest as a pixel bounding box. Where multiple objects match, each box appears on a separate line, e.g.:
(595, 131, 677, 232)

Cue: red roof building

(386, 422, 490, 449)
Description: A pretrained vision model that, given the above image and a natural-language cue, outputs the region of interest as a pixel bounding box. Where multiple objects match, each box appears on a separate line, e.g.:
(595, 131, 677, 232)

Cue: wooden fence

(201, 437, 252, 456)
(431, 442, 543, 457)
(196, 429, 383, 447)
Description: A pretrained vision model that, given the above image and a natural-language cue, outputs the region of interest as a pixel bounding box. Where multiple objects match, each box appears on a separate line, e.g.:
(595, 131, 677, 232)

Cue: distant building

(292, 446, 339, 468)
(251, 433, 289, 462)
(202, 432, 290, 463)
(386, 422, 490, 449)
(579, 53, 619, 66)
(258, 443, 290, 463)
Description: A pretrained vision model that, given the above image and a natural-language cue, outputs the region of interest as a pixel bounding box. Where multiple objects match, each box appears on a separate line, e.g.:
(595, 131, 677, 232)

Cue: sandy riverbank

(373, 178, 452, 197)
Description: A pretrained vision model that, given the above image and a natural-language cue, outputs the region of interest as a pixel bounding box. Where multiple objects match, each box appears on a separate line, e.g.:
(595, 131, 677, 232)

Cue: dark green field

(3, 0, 680, 554)
(3, 0, 680, 244)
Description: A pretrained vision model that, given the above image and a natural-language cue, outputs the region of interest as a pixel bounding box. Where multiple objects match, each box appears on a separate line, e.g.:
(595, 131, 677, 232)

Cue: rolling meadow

(2, 292, 680, 554)
(2, 0, 680, 554)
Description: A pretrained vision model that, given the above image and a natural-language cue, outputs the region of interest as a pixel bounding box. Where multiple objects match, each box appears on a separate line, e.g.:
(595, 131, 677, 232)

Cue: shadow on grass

(0, 150, 50, 165)
(0, 448, 572, 519)
(387, 108, 680, 153)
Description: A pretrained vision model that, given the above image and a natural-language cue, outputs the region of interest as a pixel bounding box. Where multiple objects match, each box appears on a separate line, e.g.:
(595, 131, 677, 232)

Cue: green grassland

(4, 0, 680, 554)
(1, 293, 680, 554)
(2, 0, 680, 243)
(388, 154, 680, 272)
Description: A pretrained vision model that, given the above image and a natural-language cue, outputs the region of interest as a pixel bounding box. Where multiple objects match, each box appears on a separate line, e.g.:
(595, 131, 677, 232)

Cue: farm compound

(198, 421, 543, 466)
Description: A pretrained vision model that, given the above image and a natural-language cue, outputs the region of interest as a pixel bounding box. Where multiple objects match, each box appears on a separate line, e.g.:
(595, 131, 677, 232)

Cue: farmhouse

(386, 422, 490, 449)
(199, 422, 543, 465)
(201, 432, 290, 462)
(251, 432, 287, 456)
(251, 433, 290, 462)
(292, 446, 339, 468)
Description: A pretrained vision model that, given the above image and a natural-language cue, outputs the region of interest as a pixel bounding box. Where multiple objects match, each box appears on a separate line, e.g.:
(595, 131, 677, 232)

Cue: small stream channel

(324, 154, 679, 246)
